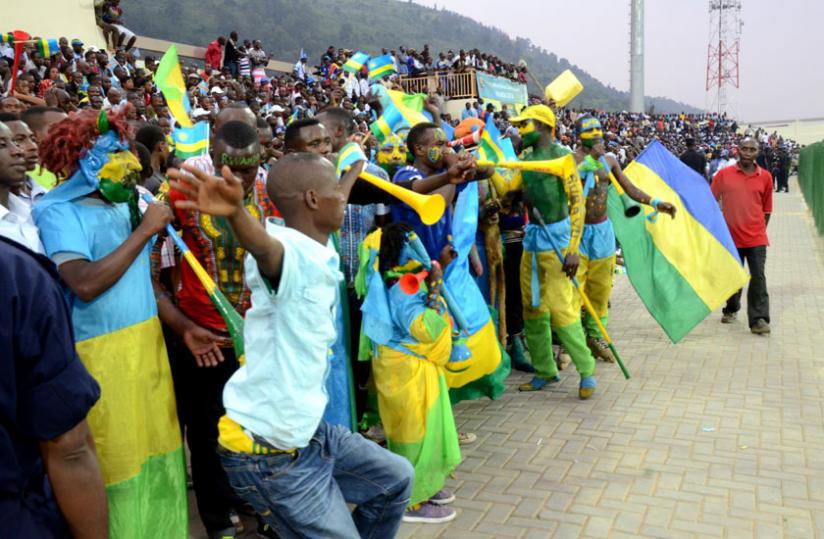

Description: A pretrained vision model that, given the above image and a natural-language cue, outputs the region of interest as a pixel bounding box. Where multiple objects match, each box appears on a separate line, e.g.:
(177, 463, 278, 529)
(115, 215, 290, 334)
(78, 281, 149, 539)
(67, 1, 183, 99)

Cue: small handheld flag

(367, 54, 396, 80)
(172, 122, 210, 160)
(343, 51, 370, 73)
(155, 45, 194, 128)
(36, 38, 59, 58)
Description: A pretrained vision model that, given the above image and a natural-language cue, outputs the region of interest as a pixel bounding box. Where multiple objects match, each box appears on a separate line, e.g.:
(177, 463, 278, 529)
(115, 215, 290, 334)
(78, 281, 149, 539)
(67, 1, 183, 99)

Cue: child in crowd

(360, 222, 461, 523)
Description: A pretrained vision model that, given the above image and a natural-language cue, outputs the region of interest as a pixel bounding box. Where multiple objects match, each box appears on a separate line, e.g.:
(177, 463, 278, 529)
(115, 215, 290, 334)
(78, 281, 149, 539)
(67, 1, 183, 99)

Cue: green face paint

(99, 177, 136, 203)
(432, 128, 447, 144)
(519, 120, 539, 148)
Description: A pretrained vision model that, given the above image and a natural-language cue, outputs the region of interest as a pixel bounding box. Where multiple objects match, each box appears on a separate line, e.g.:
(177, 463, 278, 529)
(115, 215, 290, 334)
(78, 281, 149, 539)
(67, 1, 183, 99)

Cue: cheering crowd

(2, 23, 800, 539)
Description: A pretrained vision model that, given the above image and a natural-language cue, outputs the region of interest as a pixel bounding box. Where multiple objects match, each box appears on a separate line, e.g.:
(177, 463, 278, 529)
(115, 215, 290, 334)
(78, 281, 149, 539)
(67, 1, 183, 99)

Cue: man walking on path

(712, 136, 773, 335)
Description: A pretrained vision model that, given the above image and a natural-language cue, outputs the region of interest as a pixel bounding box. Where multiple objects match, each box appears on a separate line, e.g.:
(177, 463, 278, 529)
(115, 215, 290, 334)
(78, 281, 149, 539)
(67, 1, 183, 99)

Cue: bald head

(266, 152, 342, 227)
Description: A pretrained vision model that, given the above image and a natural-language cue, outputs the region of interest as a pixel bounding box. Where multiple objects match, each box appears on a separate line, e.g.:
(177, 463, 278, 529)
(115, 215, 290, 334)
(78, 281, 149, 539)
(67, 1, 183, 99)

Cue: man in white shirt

(0, 123, 43, 252)
(293, 56, 307, 82)
(0, 115, 47, 206)
(168, 152, 413, 538)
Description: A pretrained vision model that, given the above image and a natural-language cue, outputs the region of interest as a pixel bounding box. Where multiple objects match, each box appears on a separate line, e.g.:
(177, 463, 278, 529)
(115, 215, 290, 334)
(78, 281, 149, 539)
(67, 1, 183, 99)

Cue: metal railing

(399, 70, 478, 99)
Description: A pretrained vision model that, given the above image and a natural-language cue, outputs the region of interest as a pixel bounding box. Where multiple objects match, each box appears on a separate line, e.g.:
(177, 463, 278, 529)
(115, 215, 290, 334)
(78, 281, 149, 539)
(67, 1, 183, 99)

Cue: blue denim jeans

(219, 421, 413, 538)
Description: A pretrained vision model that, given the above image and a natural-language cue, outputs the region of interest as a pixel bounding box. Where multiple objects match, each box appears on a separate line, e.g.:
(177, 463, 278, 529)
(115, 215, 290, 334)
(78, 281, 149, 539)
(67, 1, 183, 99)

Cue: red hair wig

(40, 106, 134, 180)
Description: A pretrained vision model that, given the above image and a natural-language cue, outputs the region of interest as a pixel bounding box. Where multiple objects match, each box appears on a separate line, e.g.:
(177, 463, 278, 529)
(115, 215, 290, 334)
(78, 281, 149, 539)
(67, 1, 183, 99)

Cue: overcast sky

(413, 0, 821, 122)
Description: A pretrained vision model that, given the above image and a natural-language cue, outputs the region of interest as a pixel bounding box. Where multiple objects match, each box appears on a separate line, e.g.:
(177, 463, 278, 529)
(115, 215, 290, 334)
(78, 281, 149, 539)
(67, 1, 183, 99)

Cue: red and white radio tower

(706, 1, 743, 117)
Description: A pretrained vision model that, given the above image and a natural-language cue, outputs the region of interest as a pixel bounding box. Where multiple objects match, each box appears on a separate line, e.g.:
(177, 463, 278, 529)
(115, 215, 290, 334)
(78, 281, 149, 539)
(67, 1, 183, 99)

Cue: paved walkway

(191, 178, 824, 538)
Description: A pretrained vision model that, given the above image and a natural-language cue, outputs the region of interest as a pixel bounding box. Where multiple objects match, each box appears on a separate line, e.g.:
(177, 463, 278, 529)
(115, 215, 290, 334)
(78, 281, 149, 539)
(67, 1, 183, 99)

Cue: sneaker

(229, 511, 244, 534)
(751, 319, 771, 335)
(518, 375, 560, 392)
(457, 431, 477, 445)
(403, 502, 457, 523)
(362, 423, 386, 444)
(429, 488, 456, 505)
(587, 336, 615, 363)
(256, 516, 279, 539)
(721, 312, 737, 324)
(579, 376, 597, 400)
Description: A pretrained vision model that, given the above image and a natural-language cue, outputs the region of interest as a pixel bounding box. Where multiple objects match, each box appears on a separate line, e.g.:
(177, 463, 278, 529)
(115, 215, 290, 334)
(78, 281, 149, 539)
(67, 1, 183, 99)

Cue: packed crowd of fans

(2, 22, 803, 539)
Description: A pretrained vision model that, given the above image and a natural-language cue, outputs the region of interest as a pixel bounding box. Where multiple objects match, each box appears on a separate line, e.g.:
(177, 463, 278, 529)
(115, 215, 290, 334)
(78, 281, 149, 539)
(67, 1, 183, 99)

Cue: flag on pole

(477, 115, 516, 164)
(367, 54, 396, 80)
(608, 140, 749, 342)
(343, 51, 370, 73)
(155, 45, 193, 128)
(36, 38, 59, 58)
(172, 122, 209, 160)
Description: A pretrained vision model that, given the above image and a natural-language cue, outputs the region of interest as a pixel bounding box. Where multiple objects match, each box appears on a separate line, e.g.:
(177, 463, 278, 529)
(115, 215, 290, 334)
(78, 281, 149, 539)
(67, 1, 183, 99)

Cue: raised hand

(168, 164, 245, 217)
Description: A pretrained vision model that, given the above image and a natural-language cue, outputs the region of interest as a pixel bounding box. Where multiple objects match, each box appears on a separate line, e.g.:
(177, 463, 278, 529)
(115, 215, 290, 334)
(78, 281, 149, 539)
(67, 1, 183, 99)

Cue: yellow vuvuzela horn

(477, 154, 577, 178)
(359, 170, 446, 225)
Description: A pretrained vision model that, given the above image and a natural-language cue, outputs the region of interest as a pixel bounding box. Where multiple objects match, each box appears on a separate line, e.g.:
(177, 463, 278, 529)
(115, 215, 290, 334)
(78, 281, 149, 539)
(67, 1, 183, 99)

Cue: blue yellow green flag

(368, 89, 429, 143)
(36, 38, 59, 58)
(367, 54, 396, 80)
(172, 121, 209, 160)
(343, 51, 370, 73)
(155, 45, 193, 128)
(477, 115, 516, 164)
(608, 140, 750, 342)
(335, 142, 368, 177)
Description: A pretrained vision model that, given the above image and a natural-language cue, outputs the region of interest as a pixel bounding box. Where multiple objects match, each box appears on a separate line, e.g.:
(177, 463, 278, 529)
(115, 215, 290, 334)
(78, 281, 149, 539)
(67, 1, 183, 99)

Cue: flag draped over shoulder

(155, 45, 193, 128)
(608, 140, 749, 343)
(172, 121, 209, 160)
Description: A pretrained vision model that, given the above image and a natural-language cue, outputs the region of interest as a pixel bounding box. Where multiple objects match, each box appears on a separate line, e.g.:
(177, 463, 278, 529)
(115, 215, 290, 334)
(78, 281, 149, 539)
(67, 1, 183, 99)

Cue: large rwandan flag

(608, 140, 749, 342)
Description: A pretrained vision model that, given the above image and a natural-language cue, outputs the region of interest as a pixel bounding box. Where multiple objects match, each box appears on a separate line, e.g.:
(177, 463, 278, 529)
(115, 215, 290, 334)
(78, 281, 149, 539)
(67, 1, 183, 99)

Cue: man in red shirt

(205, 36, 225, 71)
(711, 136, 772, 334)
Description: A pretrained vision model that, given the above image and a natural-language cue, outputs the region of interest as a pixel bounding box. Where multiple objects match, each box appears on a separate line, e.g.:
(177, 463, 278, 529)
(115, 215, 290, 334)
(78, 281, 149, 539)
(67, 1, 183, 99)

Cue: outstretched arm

(606, 155, 676, 218)
(168, 165, 285, 283)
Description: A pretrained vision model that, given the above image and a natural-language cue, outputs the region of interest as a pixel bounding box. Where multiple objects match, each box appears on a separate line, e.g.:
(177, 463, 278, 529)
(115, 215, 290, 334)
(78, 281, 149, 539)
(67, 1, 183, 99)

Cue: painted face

(98, 151, 141, 203)
(518, 120, 539, 148)
(377, 134, 406, 168)
(422, 128, 447, 168)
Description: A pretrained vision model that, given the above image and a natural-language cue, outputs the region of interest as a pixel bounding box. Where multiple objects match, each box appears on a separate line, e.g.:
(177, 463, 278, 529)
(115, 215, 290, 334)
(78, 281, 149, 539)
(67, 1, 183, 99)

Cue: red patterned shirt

(169, 155, 278, 334)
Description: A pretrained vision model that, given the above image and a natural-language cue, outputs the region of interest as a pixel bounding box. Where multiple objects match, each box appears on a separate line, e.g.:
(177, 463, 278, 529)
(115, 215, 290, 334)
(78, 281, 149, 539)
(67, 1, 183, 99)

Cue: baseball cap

(71, 38, 84, 46)
(510, 105, 556, 128)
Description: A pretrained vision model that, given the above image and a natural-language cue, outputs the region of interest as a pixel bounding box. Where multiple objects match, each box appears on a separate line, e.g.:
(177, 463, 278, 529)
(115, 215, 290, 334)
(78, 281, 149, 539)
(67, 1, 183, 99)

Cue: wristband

(647, 197, 661, 223)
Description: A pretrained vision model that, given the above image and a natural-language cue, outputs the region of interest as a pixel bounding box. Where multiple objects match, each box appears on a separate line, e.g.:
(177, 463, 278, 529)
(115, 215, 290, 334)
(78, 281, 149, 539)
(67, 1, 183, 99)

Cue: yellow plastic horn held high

(477, 154, 577, 178)
(358, 170, 446, 225)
